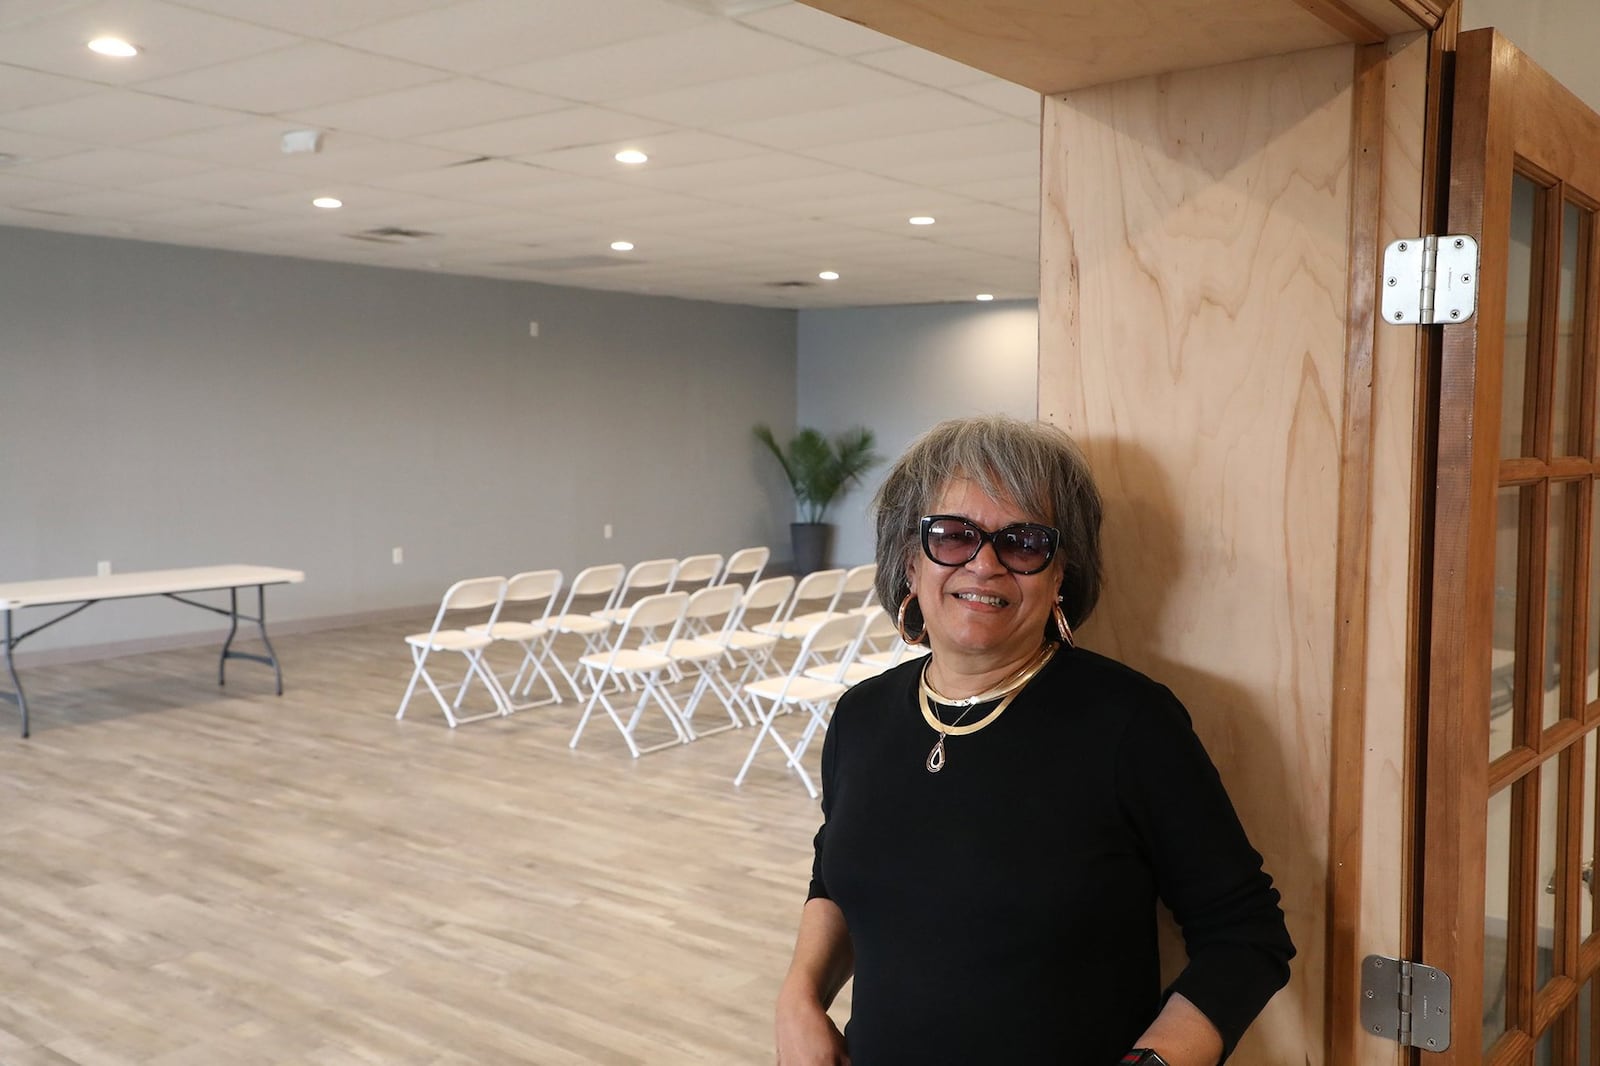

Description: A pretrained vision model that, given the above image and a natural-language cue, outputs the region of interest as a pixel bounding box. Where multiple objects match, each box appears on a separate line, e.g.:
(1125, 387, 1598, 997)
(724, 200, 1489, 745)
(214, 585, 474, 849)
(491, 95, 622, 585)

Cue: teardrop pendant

(926, 734, 946, 773)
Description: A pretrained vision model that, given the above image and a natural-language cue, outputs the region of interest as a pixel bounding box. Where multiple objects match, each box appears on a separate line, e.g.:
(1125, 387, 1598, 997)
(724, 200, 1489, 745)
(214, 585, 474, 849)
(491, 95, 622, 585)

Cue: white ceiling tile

(0, 129, 97, 162)
(362, 158, 566, 197)
(0, 63, 103, 112)
(717, 90, 998, 151)
(170, 0, 461, 37)
(612, 60, 920, 126)
(11, 146, 211, 185)
(253, 137, 476, 182)
(13, 187, 188, 216)
(520, 130, 763, 179)
(135, 42, 448, 113)
(633, 152, 840, 194)
(0, 0, 299, 84)
(421, 106, 671, 157)
(853, 46, 993, 89)
(133, 201, 264, 229)
(0, 90, 238, 145)
(805, 119, 1036, 171)
(286, 78, 566, 140)
(945, 174, 1039, 205)
(483, 21, 823, 102)
(131, 167, 335, 203)
(947, 79, 1042, 120)
(335, 0, 708, 73)
(880, 148, 1040, 187)
(735, 3, 899, 56)
(0, 173, 90, 205)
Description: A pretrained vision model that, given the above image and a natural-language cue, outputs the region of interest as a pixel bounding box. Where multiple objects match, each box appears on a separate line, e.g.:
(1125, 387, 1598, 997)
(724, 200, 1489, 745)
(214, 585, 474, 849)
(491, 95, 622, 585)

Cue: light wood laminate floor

(0, 614, 849, 1064)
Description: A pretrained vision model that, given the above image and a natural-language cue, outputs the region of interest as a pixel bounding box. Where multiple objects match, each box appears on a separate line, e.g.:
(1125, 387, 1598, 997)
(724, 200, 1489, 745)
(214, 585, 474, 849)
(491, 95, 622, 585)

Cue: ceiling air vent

(344, 226, 435, 244)
(766, 280, 815, 288)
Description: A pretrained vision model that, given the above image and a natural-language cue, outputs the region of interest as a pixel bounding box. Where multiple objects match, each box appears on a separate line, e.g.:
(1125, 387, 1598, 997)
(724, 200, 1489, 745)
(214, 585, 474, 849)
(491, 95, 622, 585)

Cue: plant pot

(790, 522, 833, 575)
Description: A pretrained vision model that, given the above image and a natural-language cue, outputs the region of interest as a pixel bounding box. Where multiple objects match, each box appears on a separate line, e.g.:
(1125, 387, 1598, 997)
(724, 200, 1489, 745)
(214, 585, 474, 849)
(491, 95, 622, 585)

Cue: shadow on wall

(1074, 440, 1323, 1060)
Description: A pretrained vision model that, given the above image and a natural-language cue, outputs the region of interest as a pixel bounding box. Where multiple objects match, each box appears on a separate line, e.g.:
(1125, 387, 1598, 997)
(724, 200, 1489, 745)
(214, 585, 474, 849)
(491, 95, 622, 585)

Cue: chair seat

(745, 675, 847, 703)
(717, 630, 778, 652)
(641, 638, 724, 663)
(580, 649, 674, 674)
(804, 662, 885, 686)
(550, 613, 610, 635)
(405, 629, 493, 652)
(466, 620, 549, 640)
(590, 607, 630, 625)
(754, 611, 841, 641)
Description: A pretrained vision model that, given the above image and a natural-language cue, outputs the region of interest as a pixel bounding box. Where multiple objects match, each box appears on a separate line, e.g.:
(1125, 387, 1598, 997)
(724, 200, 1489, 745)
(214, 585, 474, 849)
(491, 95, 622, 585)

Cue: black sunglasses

(919, 515, 1061, 576)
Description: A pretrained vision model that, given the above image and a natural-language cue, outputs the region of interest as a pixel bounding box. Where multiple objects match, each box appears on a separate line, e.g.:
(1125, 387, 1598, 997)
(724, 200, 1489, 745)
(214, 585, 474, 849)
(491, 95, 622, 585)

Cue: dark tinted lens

(995, 525, 1054, 572)
(925, 518, 982, 565)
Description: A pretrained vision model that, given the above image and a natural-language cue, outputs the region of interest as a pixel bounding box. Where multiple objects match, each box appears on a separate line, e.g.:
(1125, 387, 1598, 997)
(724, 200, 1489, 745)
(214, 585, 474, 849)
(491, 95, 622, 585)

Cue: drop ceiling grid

(0, 0, 1043, 307)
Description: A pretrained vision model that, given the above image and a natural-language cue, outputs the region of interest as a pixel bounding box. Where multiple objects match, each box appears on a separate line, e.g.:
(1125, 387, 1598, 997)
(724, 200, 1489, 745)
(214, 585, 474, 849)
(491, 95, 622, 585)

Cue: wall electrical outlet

(603, 523, 613, 540)
(392, 547, 404, 565)
(97, 560, 112, 577)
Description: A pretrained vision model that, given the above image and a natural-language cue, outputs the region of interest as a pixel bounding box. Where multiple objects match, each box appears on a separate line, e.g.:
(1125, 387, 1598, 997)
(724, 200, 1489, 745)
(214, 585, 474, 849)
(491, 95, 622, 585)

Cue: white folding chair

(671, 553, 725, 592)
(569, 591, 691, 757)
(708, 575, 794, 713)
(753, 567, 846, 641)
(642, 583, 744, 735)
(735, 612, 869, 798)
(836, 563, 877, 613)
(718, 546, 769, 588)
(396, 576, 510, 727)
(546, 563, 627, 700)
(465, 568, 562, 710)
(806, 605, 896, 686)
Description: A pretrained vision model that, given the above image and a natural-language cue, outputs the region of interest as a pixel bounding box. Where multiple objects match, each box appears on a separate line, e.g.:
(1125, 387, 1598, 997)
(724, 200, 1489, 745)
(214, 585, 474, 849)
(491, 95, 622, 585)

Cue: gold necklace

(919, 641, 1059, 773)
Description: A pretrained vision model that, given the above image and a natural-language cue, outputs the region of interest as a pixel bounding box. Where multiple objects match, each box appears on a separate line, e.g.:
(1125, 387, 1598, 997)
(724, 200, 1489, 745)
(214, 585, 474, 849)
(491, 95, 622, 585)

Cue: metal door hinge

(1382, 235, 1480, 324)
(1362, 954, 1452, 1051)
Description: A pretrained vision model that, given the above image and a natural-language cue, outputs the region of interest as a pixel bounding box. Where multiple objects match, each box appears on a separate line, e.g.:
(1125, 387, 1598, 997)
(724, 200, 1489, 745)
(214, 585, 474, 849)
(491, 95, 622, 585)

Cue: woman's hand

(775, 987, 850, 1065)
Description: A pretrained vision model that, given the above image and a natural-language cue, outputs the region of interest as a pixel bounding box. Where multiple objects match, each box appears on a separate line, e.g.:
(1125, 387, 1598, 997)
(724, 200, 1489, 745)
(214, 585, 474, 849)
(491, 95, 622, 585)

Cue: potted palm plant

(754, 424, 881, 574)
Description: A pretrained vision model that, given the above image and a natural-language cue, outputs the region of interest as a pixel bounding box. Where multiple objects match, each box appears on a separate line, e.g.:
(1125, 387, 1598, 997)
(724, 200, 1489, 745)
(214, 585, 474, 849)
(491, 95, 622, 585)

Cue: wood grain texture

(1350, 29, 1429, 1066)
(0, 619, 842, 1064)
(1040, 43, 1358, 1064)
(799, 0, 1347, 95)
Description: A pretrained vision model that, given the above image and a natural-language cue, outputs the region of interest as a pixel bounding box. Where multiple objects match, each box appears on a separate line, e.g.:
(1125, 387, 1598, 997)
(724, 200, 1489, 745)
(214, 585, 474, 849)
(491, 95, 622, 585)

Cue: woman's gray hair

(872, 415, 1103, 630)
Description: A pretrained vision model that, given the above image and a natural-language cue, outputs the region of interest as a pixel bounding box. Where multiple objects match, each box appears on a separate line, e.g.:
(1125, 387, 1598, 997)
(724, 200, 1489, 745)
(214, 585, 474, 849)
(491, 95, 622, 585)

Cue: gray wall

(1, 226, 796, 656)
(795, 300, 1038, 572)
(1463, 0, 1600, 114)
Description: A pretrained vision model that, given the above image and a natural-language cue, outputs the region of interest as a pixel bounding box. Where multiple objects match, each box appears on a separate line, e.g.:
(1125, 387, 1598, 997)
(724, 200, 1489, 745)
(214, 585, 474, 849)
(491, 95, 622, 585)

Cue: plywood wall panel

(1040, 44, 1359, 1064)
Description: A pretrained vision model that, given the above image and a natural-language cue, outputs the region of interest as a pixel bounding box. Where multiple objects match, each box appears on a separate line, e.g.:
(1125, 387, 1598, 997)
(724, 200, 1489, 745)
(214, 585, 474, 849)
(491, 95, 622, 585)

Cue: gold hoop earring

(897, 593, 928, 646)
(1053, 600, 1074, 648)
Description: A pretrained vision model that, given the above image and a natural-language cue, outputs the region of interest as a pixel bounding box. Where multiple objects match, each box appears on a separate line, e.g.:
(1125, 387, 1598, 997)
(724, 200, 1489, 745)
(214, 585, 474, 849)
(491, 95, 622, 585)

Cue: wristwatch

(1119, 1051, 1173, 1066)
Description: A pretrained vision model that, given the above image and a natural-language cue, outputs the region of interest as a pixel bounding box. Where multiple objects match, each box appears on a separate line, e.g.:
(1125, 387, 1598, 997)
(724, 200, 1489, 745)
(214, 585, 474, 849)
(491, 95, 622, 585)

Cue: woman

(775, 416, 1293, 1066)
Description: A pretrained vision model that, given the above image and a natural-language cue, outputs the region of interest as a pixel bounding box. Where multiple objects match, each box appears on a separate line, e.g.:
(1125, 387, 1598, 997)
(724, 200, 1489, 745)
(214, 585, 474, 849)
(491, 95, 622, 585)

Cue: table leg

(3, 610, 28, 739)
(217, 585, 284, 696)
(219, 587, 240, 686)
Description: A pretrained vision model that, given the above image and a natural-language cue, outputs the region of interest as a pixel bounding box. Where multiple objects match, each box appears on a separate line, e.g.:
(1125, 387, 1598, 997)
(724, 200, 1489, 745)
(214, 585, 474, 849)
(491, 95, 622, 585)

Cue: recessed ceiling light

(610, 240, 634, 251)
(819, 271, 840, 281)
(311, 196, 342, 209)
(614, 149, 648, 165)
(909, 216, 936, 226)
(87, 37, 138, 57)
(975, 293, 995, 301)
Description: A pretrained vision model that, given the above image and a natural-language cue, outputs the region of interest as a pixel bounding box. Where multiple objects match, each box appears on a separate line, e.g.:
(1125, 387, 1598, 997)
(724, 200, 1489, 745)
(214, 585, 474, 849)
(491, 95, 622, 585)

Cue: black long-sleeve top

(807, 646, 1293, 1064)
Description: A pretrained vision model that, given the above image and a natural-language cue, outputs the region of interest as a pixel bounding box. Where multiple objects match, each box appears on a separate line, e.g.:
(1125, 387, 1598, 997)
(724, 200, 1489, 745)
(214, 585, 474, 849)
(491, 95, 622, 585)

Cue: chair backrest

(429, 576, 507, 636)
(619, 558, 679, 600)
(719, 546, 769, 586)
(838, 563, 877, 610)
(861, 605, 898, 648)
(606, 591, 689, 657)
(734, 575, 795, 630)
(785, 612, 870, 689)
(557, 563, 626, 614)
(504, 569, 561, 617)
(781, 567, 846, 620)
(683, 582, 742, 632)
(672, 553, 724, 589)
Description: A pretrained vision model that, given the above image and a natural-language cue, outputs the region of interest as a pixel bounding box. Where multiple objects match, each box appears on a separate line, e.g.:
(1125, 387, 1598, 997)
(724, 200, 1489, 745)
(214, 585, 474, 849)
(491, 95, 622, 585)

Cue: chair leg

(395, 651, 426, 720)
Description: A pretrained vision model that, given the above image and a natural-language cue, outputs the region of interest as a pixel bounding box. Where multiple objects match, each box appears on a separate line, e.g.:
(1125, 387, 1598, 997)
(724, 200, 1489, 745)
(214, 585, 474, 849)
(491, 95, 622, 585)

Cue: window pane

(1486, 784, 1515, 1053)
(1555, 202, 1588, 455)
(1496, 486, 1531, 759)
(1536, 1024, 1554, 1066)
(1585, 730, 1597, 941)
(1538, 757, 1562, 989)
(1548, 482, 1578, 729)
(1503, 173, 1539, 459)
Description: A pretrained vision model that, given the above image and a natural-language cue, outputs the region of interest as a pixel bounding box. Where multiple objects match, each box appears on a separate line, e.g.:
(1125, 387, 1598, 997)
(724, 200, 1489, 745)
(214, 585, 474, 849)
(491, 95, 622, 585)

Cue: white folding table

(0, 565, 305, 737)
